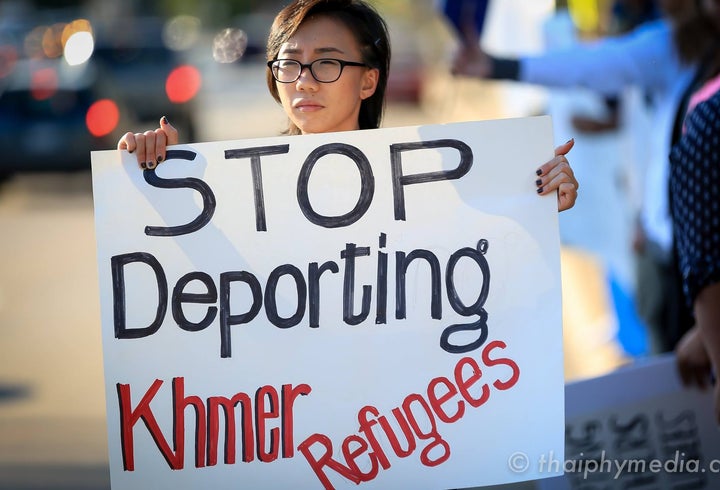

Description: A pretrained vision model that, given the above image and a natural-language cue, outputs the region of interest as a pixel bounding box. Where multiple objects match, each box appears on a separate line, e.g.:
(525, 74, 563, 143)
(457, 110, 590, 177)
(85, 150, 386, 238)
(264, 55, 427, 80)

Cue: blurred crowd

(439, 0, 720, 419)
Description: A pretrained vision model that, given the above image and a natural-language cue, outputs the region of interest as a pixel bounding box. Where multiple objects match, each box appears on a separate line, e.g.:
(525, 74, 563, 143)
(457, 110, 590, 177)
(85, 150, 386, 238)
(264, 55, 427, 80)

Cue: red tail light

(165, 64, 201, 104)
(86, 99, 120, 137)
(31, 67, 58, 100)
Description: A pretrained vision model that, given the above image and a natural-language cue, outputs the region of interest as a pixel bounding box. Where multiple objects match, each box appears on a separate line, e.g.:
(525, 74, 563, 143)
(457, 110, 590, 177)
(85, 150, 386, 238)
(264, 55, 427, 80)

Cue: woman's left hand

(536, 138, 578, 212)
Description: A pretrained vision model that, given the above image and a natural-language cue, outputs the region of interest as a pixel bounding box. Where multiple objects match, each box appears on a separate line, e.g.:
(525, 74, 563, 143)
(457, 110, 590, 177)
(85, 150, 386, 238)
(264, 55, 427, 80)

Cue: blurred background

(0, 0, 656, 488)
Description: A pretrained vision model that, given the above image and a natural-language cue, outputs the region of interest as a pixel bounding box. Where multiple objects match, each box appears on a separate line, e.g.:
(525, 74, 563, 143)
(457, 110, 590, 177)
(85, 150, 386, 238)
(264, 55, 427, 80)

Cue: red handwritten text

(298, 340, 520, 488)
(116, 378, 311, 471)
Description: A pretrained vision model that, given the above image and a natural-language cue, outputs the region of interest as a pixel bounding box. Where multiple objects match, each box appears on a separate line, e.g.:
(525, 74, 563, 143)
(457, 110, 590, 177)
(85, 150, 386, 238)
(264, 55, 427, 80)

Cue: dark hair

(662, 0, 720, 68)
(266, 0, 391, 135)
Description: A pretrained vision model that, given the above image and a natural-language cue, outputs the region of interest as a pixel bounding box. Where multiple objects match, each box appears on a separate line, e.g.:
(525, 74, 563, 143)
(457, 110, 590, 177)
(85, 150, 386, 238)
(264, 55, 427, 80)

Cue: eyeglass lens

(273, 59, 343, 83)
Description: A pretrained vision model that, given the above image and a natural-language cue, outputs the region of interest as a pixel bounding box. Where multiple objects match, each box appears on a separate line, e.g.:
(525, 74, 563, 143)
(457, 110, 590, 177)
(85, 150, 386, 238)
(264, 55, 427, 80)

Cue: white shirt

(520, 20, 695, 254)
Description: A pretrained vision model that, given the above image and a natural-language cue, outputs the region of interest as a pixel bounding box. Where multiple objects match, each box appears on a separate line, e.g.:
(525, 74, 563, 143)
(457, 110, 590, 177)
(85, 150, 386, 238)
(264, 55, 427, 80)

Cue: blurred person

(609, 0, 660, 33)
(570, 0, 660, 134)
(437, 0, 491, 51)
(117, 0, 579, 212)
(670, 0, 720, 421)
(672, 90, 720, 423)
(449, 0, 720, 353)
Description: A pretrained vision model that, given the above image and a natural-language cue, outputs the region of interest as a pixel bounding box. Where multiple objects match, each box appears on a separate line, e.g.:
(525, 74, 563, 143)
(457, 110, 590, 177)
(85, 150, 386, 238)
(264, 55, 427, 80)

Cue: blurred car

(91, 17, 198, 141)
(0, 57, 117, 177)
(0, 15, 199, 180)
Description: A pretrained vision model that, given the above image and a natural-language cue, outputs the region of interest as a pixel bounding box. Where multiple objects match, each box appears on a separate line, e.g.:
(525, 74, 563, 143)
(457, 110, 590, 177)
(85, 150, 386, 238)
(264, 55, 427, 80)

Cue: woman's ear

(360, 68, 380, 100)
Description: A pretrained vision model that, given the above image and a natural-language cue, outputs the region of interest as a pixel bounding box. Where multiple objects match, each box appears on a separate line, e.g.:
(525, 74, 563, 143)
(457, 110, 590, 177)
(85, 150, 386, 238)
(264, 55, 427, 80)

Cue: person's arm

(694, 282, 720, 423)
(452, 19, 675, 96)
(679, 283, 720, 424)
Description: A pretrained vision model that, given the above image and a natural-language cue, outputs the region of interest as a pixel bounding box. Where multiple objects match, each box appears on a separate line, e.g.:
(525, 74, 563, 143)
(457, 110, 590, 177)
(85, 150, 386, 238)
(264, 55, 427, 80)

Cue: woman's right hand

(117, 116, 178, 169)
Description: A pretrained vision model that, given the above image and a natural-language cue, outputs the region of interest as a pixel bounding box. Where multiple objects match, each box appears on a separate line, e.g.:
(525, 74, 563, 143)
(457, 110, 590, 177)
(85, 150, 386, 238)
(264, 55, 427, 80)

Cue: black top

(669, 90, 720, 306)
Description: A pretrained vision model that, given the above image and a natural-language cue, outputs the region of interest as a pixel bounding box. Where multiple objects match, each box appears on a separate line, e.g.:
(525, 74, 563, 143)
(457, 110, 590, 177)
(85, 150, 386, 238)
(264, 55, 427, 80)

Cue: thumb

(554, 137, 575, 156)
(160, 116, 179, 145)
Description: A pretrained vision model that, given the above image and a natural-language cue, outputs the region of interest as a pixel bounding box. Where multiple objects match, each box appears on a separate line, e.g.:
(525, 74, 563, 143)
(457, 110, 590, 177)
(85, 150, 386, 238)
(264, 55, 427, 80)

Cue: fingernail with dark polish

(157, 155, 163, 163)
(147, 162, 155, 169)
(535, 178, 542, 186)
(537, 187, 544, 194)
(140, 162, 147, 169)
(536, 168, 542, 176)
(162, 116, 169, 125)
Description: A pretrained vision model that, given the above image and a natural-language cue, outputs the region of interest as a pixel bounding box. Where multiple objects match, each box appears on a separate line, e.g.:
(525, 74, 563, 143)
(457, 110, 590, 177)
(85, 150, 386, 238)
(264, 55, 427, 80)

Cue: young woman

(117, 0, 578, 211)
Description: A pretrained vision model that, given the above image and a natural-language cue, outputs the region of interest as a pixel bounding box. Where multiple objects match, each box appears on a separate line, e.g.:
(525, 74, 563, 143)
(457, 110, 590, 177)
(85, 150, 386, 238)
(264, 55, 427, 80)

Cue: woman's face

(275, 15, 379, 134)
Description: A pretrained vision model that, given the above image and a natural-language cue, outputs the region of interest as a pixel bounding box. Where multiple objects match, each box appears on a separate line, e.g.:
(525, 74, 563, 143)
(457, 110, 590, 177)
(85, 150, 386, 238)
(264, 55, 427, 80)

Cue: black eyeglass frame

(267, 58, 369, 83)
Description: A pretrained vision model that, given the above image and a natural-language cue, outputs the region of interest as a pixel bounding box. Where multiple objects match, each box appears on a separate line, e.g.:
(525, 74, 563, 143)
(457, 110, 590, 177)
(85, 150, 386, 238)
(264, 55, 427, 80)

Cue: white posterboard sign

(91, 117, 564, 489)
(538, 354, 720, 490)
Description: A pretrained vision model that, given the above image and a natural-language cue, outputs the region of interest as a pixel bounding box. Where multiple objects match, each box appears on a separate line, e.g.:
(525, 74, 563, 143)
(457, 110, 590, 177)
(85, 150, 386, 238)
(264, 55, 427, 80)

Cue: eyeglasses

(267, 58, 368, 83)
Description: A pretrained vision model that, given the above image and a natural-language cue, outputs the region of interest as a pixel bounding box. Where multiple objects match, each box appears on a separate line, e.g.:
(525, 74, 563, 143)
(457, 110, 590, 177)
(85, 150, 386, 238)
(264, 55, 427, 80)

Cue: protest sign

(91, 117, 563, 489)
(538, 354, 720, 489)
